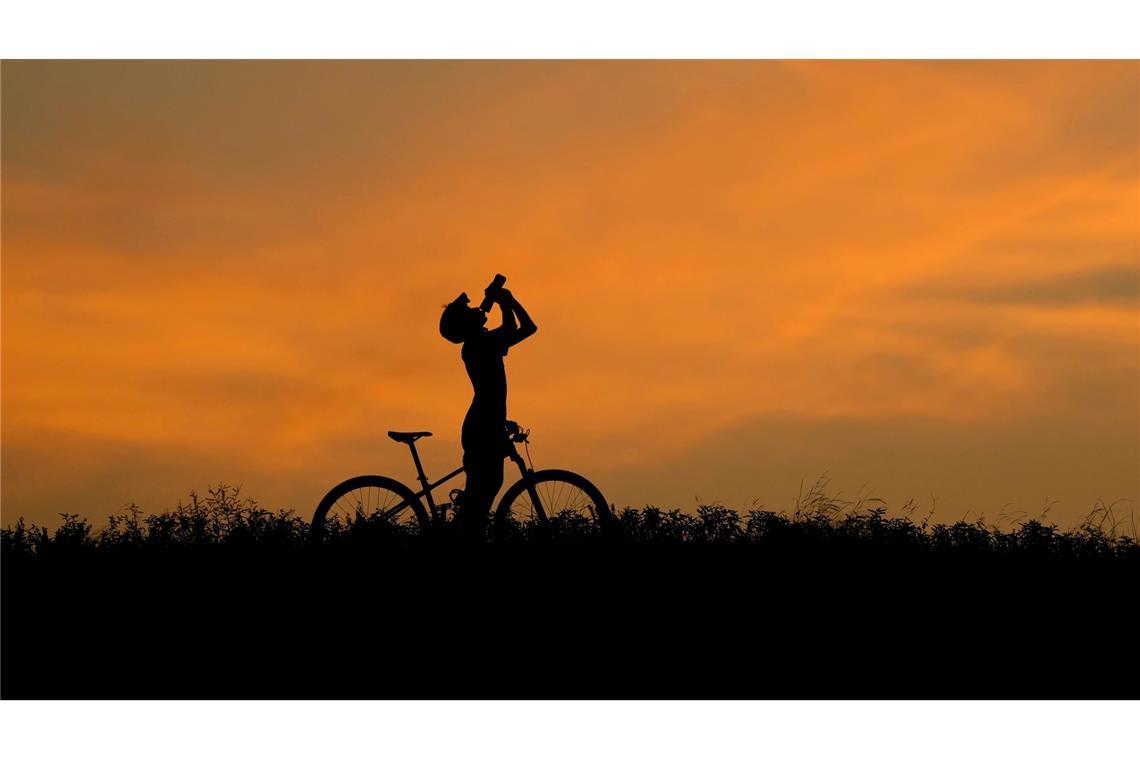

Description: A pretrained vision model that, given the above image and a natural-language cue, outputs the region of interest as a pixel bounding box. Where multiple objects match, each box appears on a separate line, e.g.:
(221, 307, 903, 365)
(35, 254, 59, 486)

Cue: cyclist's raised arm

(488, 288, 537, 350)
(507, 293, 537, 341)
(498, 291, 518, 334)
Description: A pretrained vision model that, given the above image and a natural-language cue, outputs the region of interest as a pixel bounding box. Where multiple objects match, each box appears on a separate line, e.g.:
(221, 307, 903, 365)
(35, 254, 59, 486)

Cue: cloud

(909, 265, 1139, 308)
(3, 61, 1137, 528)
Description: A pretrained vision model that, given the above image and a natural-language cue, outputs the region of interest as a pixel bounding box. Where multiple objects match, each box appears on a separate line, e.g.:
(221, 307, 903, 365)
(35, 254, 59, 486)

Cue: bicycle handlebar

(505, 420, 528, 443)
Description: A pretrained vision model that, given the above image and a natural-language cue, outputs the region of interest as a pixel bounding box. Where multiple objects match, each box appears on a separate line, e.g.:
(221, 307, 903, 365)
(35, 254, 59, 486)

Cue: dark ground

(3, 543, 1135, 698)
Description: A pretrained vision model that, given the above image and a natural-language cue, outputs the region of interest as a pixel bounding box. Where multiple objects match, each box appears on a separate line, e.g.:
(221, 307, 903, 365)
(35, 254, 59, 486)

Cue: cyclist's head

(439, 292, 487, 343)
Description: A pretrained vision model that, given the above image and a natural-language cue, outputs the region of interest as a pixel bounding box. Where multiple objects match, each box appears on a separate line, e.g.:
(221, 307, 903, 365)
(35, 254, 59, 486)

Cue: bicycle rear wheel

(494, 469, 612, 540)
(310, 475, 429, 541)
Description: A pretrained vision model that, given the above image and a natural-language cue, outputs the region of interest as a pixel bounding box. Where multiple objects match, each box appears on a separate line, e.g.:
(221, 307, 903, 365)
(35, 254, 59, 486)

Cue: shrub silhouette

(4, 478, 1135, 562)
(3, 478, 1137, 700)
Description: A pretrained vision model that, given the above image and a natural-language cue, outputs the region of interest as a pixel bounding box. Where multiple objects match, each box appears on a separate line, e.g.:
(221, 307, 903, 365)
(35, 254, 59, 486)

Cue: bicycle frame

(401, 437, 533, 525)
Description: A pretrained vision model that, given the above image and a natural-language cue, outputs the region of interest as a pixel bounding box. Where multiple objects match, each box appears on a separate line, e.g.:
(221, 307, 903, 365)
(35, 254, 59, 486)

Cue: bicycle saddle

(387, 430, 432, 444)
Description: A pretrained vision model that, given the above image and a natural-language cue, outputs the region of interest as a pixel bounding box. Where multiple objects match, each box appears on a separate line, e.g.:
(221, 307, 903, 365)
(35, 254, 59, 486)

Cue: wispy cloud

(910, 265, 1139, 307)
(3, 61, 1137, 526)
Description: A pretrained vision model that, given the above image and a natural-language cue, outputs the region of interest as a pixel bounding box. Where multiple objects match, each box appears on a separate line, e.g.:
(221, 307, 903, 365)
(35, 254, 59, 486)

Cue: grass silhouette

(4, 476, 1136, 698)
(4, 477, 1136, 560)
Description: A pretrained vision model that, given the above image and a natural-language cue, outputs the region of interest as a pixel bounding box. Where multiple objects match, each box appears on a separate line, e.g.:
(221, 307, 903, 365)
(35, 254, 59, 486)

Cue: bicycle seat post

(406, 441, 432, 497)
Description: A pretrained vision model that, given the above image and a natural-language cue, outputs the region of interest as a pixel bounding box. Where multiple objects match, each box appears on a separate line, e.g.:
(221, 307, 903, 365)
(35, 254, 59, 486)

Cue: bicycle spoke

(325, 484, 420, 531)
(504, 476, 603, 529)
(546, 481, 555, 513)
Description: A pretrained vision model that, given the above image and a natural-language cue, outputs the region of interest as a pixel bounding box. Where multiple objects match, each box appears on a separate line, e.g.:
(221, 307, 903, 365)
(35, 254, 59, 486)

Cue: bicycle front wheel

(494, 469, 612, 539)
(310, 475, 429, 541)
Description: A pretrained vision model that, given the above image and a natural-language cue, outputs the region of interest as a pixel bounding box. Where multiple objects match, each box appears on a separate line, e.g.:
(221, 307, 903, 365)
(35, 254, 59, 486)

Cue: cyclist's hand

(493, 287, 514, 304)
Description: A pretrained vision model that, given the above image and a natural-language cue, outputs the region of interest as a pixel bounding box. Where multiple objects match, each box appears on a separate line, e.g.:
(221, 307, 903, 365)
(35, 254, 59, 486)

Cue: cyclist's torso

(461, 331, 508, 450)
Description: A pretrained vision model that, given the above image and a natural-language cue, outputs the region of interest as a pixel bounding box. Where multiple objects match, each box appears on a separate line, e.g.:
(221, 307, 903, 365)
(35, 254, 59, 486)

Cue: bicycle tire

(310, 475, 429, 541)
(493, 469, 612, 540)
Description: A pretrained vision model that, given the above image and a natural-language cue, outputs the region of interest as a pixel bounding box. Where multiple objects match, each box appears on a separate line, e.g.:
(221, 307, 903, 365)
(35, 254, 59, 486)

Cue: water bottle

(479, 273, 507, 312)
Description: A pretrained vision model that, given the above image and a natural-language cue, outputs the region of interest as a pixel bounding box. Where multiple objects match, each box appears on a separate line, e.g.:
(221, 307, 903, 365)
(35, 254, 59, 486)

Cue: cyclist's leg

(461, 450, 504, 540)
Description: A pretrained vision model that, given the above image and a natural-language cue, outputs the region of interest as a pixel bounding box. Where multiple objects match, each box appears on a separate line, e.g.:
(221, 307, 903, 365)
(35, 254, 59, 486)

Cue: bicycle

(310, 420, 612, 540)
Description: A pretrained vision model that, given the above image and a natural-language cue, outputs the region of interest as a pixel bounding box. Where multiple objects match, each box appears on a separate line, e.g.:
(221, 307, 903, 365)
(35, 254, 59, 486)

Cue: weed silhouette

(3, 478, 1136, 698)
(5, 478, 1136, 559)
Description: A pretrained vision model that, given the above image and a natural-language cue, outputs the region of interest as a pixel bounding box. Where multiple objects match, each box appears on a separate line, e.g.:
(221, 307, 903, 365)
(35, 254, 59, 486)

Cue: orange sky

(3, 60, 1137, 529)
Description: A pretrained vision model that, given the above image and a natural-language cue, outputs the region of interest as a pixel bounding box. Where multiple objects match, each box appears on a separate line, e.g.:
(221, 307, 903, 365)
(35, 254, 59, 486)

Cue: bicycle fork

(509, 449, 547, 522)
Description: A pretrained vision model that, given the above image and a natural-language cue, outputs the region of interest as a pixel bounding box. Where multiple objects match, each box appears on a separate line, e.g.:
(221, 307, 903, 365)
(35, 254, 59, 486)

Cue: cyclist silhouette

(439, 283, 537, 538)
